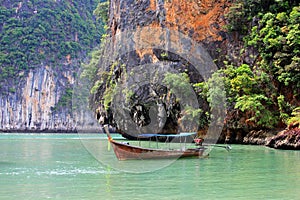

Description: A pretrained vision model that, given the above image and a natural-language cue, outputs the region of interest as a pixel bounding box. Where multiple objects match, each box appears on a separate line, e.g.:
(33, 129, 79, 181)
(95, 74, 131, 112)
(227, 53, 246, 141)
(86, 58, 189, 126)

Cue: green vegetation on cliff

(220, 0, 300, 129)
(86, 0, 300, 134)
(0, 0, 104, 93)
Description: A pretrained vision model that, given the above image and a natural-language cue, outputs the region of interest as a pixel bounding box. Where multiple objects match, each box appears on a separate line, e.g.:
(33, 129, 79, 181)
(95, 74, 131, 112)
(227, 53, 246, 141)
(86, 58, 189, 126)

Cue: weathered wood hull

(109, 139, 207, 160)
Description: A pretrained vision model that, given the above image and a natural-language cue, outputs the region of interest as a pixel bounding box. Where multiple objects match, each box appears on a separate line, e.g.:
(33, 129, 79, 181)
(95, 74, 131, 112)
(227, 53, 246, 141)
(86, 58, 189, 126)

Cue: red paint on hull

(110, 139, 207, 160)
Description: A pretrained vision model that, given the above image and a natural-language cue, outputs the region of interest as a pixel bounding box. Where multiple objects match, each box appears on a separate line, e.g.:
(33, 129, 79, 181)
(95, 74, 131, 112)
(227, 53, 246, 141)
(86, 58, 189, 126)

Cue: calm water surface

(0, 134, 299, 200)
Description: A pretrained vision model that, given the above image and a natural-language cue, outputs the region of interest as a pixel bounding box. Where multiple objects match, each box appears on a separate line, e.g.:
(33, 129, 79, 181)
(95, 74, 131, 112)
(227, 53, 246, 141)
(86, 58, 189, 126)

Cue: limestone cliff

(92, 0, 240, 139)
(0, 65, 76, 132)
(108, 0, 232, 61)
(0, 0, 102, 132)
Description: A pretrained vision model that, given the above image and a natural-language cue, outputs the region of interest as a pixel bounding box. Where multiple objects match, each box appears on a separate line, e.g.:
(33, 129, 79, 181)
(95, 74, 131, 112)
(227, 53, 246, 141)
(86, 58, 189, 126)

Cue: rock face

(266, 127, 300, 150)
(109, 0, 231, 56)
(0, 0, 101, 133)
(243, 130, 279, 145)
(92, 0, 235, 139)
(0, 65, 76, 132)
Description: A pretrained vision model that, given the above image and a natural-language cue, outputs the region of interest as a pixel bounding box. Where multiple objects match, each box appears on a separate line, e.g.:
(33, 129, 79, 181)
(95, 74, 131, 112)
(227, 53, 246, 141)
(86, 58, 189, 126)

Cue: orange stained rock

(161, 0, 230, 42)
(134, 26, 164, 49)
(136, 48, 160, 63)
(147, 0, 157, 11)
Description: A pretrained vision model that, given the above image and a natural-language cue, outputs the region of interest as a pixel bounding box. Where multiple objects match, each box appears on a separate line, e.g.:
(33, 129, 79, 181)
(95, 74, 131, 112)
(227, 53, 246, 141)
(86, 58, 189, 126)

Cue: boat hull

(110, 140, 207, 160)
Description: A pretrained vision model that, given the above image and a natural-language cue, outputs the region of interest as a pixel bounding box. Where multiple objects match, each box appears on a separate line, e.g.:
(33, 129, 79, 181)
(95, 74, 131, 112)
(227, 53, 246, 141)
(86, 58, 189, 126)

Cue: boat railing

(137, 132, 197, 150)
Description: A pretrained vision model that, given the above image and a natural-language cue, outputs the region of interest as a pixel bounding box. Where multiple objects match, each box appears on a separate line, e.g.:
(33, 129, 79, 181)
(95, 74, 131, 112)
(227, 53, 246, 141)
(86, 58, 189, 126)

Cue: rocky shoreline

(243, 130, 280, 145)
(0, 129, 78, 134)
(240, 128, 300, 150)
(1, 126, 299, 150)
(266, 128, 300, 150)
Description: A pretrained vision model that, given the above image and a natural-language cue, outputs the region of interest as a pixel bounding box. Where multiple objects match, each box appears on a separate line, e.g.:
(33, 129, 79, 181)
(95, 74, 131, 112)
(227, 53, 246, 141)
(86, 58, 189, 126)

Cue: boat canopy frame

(137, 132, 197, 150)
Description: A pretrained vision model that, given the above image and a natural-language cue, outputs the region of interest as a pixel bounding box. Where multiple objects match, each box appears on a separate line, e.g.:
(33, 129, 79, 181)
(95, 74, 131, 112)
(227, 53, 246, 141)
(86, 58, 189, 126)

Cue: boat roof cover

(138, 132, 196, 138)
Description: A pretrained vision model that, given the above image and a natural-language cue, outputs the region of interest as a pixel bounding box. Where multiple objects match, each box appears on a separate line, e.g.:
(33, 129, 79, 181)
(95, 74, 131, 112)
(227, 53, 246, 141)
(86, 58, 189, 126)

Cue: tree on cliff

(86, 0, 299, 143)
(221, 0, 300, 131)
(0, 0, 103, 94)
(0, 0, 107, 132)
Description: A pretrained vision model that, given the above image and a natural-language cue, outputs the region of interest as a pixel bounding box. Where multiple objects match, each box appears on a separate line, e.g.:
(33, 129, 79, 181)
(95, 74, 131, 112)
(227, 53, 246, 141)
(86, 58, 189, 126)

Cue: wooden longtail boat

(104, 126, 208, 160)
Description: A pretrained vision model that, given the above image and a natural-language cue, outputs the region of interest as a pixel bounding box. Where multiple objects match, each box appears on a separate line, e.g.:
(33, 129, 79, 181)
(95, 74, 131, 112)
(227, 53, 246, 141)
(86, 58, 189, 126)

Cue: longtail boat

(104, 126, 208, 160)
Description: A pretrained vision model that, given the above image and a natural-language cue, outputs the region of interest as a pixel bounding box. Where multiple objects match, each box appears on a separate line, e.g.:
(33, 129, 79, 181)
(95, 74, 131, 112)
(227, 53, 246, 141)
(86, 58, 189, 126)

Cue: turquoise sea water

(0, 134, 299, 200)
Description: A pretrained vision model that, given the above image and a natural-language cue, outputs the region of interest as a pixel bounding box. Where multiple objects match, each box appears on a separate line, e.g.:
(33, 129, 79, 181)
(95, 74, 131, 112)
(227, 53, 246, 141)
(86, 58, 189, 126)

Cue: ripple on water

(35, 168, 119, 176)
(0, 166, 119, 176)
